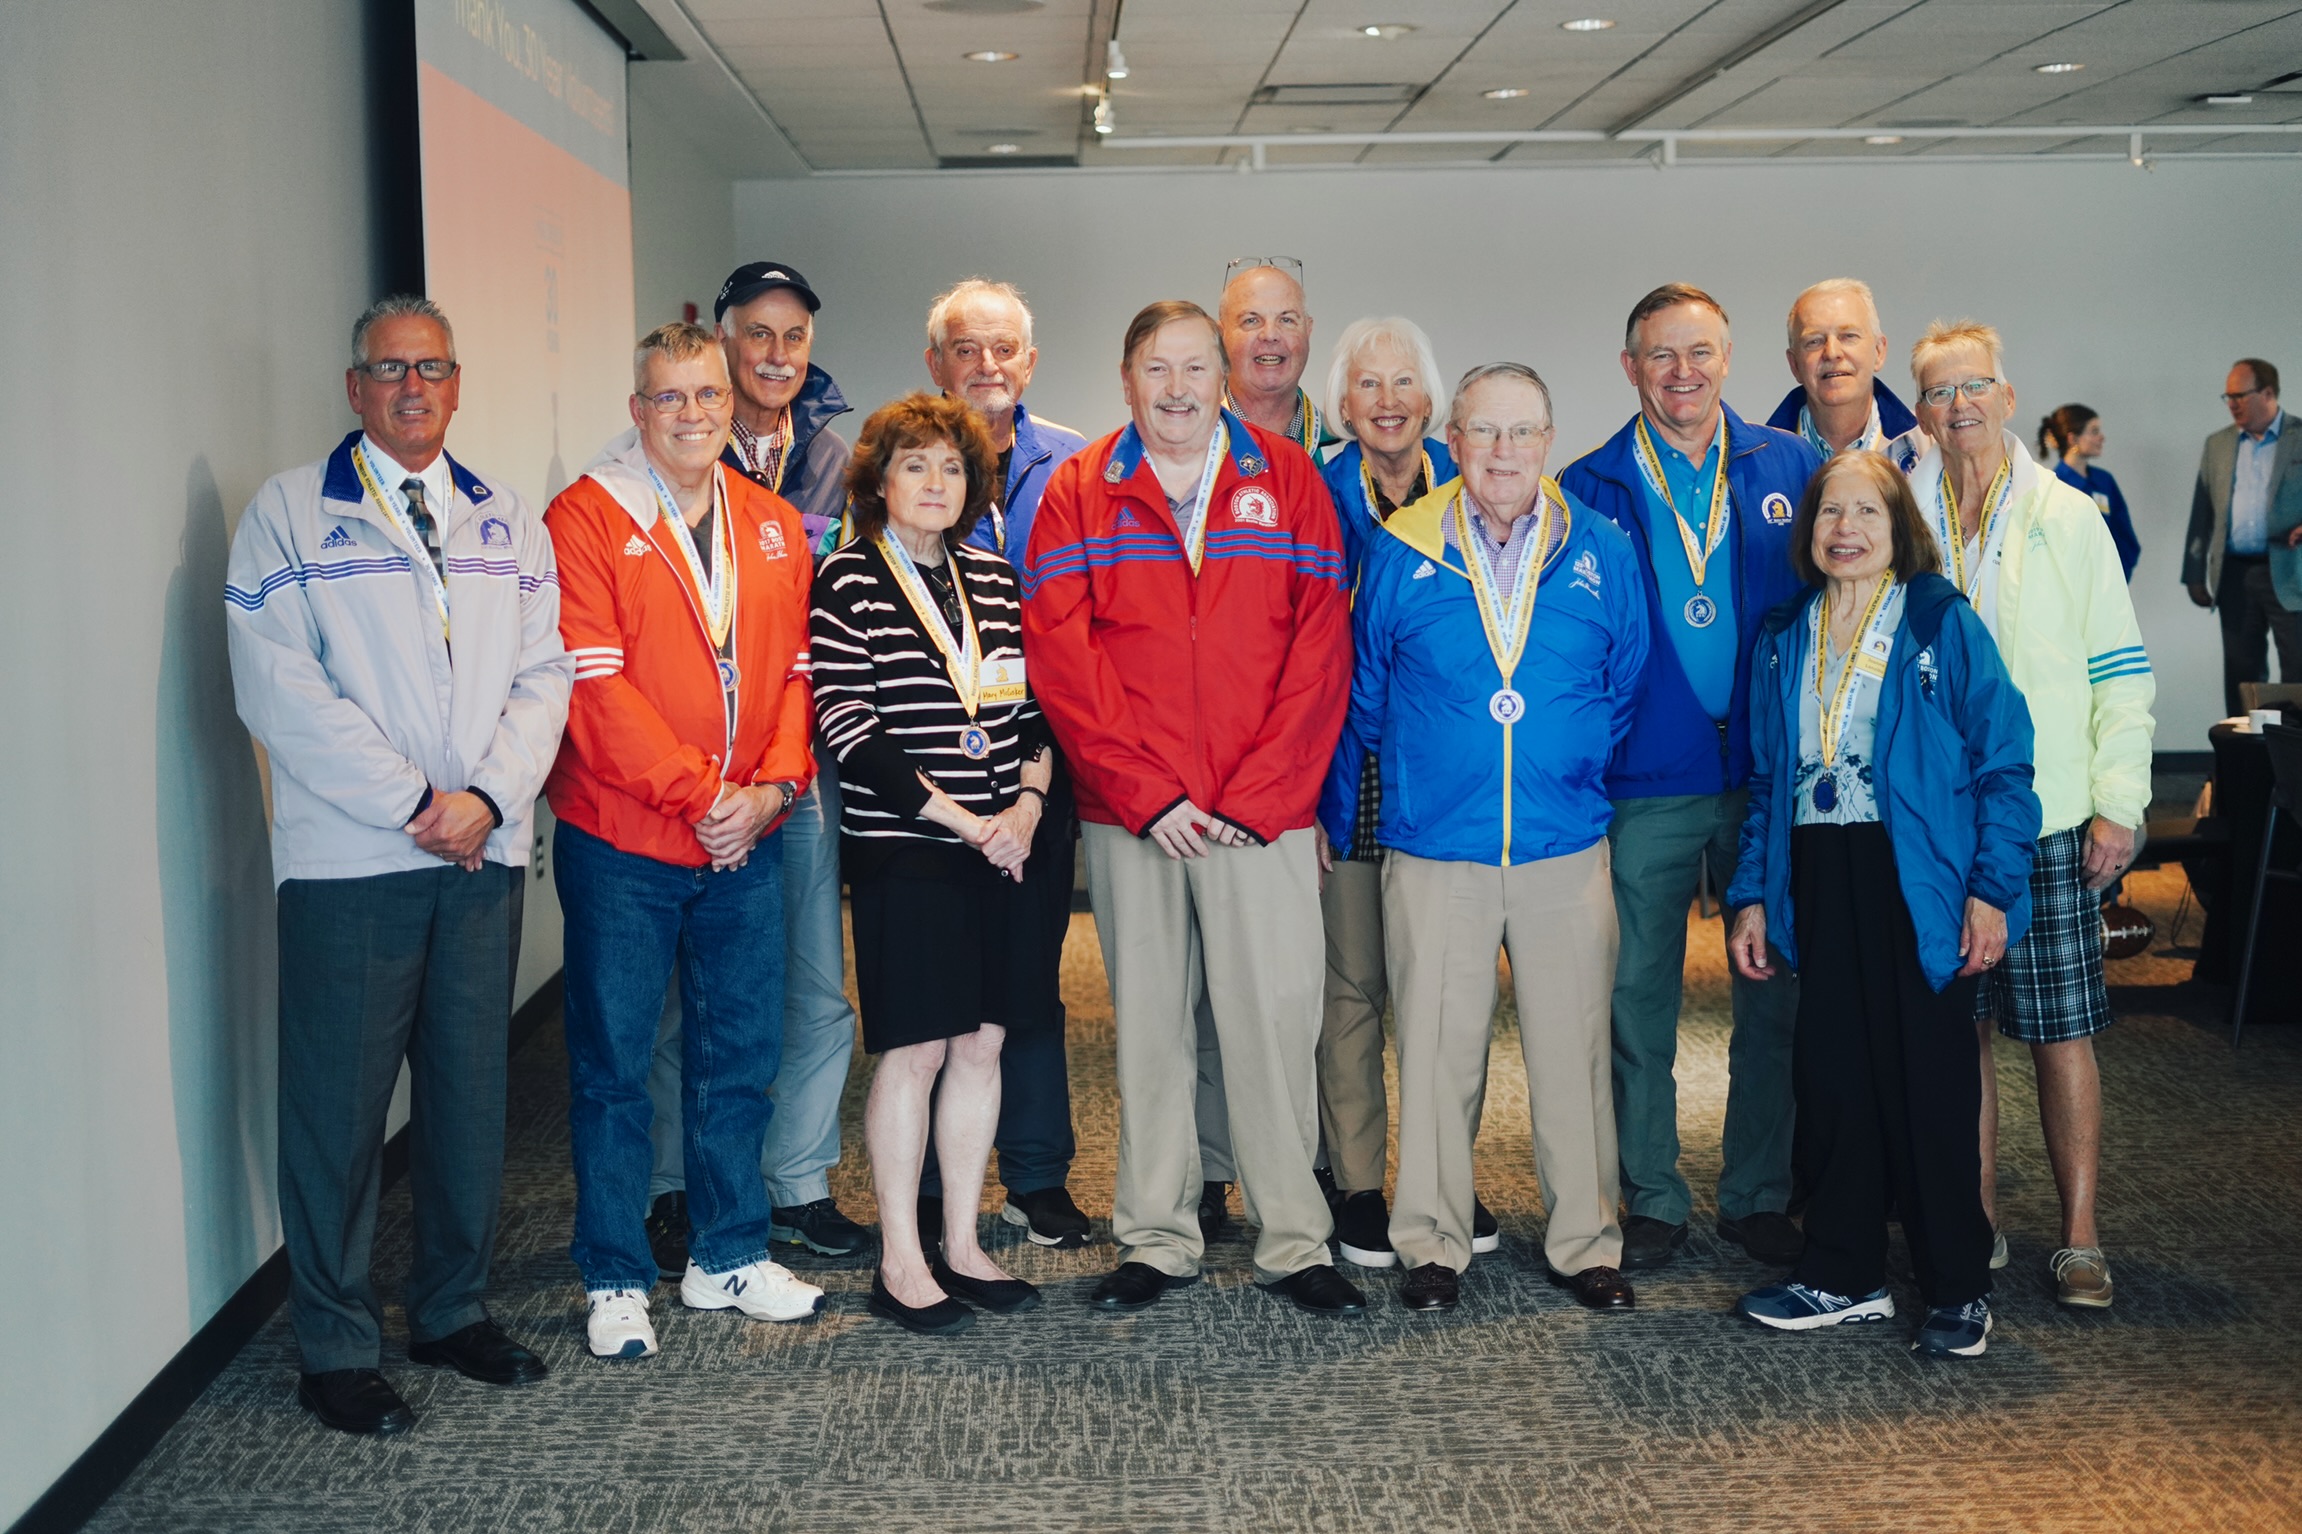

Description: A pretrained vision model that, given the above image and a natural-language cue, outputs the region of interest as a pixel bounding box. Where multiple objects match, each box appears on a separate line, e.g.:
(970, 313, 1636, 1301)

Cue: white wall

(629, 79, 738, 335)
(739, 158, 2302, 751)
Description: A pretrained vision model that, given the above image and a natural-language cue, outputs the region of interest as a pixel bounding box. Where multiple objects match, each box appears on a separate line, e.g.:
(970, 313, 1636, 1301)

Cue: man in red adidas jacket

(545, 322, 823, 1362)
(1023, 300, 1361, 1317)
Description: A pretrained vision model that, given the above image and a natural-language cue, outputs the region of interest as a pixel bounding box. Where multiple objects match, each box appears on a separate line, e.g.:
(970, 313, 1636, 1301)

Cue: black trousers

(277, 863, 522, 1372)
(2218, 554, 2302, 718)
(1789, 824, 1990, 1308)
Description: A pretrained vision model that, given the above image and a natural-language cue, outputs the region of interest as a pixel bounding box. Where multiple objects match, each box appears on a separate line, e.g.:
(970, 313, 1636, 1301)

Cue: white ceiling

(635, 0, 2302, 171)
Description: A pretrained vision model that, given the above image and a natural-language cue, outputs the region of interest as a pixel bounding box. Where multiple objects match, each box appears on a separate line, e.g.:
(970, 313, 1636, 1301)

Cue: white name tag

(978, 654, 1027, 705)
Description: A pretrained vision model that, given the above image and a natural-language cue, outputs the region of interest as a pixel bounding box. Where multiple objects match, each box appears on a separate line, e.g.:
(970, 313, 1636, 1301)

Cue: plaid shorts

(1976, 823, 2113, 1044)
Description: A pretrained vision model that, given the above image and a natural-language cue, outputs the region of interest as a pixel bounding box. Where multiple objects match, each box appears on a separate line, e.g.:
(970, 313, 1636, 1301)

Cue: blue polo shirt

(1639, 426, 1739, 720)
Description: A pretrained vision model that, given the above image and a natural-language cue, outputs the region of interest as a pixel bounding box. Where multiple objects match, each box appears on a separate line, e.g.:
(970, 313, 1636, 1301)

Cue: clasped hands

(698, 780, 789, 871)
(408, 789, 494, 872)
(1147, 799, 1255, 861)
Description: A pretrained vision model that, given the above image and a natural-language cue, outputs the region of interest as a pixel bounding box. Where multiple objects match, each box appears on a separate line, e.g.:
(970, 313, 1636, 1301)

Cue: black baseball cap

(715, 261, 821, 322)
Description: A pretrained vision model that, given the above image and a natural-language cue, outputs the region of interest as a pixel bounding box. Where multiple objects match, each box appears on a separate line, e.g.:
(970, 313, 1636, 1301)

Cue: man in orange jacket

(545, 323, 824, 1361)
(1023, 300, 1361, 1317)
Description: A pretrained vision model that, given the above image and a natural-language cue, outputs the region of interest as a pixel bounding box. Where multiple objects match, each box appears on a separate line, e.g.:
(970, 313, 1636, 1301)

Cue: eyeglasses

(643, 386, 734, 414)
(2222, 386, 2267, 404)
(1917, 377, 2000, 408)
(1224, 256, 1305, 287)
(1457, 422, 1549, 446)
(358, 358, 458, 383)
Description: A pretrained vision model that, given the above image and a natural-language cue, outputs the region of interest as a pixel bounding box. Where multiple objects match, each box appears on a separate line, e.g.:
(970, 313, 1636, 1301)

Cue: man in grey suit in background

(2185, 358, 2300, 716)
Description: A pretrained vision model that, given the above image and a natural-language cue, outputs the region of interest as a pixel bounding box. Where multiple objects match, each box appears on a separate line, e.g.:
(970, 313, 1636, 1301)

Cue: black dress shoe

(1717, 1210, 1806, 1267)
(930, 1256, 1042, 1314)
(1548, 1264, 1637, 1311)
(1399, 1262, 1460, 1312)
(1260, 1263, 1368, 1318)
(408, 1320, 549, 1385)
(867, 1271, 975, 1335)
(645, 1190, 690, 1276)
(1088, 1260, 1200, 1313)
(1198, 1182, 1233, 1244)
(1621, 1215, 1688, 1270)
(298, 1368, 415, 1436)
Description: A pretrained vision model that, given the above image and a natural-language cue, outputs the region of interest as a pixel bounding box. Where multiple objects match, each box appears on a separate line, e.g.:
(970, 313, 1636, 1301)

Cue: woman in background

(2040, 405, 2140, 582)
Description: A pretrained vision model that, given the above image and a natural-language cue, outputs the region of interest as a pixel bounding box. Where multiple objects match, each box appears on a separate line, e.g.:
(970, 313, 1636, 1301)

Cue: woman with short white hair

(1314, 316, 1464, 1272)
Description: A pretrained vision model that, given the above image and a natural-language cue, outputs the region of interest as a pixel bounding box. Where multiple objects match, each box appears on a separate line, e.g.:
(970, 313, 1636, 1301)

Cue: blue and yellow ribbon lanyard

(1453, 484, 1557, 727)
(1633, 416, 1730, 629)
(875, 529, 994, 759)
(1808, 572, 1897, 813)
(1176, 420, 1230, 576)
(1937, 455, 2011, 601)
(645, 461, 738, 717)
(352, 441, 450, 643)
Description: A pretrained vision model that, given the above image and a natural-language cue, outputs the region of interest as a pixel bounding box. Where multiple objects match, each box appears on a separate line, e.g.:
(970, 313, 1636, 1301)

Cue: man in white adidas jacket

(225, 295, 571, 1436)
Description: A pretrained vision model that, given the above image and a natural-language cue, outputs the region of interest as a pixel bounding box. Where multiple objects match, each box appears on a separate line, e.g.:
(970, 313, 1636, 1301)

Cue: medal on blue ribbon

(1453, 483, 1560, 729)
(876, 530, 988, 758)
(1810, 573, 1897, 816)
(1634, 416, 1729, 625)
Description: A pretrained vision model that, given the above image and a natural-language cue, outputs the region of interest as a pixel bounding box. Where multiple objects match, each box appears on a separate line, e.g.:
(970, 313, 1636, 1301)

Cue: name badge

(978, 654, 1027, 706)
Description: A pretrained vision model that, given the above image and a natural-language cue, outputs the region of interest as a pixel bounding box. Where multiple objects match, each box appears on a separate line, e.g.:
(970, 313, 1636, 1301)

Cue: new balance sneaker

(771, 1197, 874, 1259)
(586, 1289, 658, 1360)
(1911, 1298, 1993, 1357)
(1471, 1199, 1501, 1256)
(1334, 1190, 1396, 1269)
(679, 1258, 826, 1322)
(2051, 1246, 2114, 1309)
(1737, 1281, 1896, 1331)
(1001, 1186, 1093, 1249)
(1990, 1228, 2010, 1270)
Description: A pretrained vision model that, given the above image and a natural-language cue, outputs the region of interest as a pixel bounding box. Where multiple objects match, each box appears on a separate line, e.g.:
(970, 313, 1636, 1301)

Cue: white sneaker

(586, 1288, 658, 1360)
(680, 1258, 826, 1322)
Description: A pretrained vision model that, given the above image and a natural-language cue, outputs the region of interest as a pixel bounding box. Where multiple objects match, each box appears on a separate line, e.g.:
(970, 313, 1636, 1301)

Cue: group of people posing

(226, 256, 2159, 1439)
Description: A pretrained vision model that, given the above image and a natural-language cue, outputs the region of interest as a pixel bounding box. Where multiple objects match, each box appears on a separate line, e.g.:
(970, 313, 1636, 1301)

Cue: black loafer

(1260, 1263, 1368, 1318)
(1717, 1210, 1805, 1267)
(1089, 1260, 1200, 1313)
(1620, 1215, 1688, 1271)
(298, 1368, 415, 1435)
(1548, 1264, 1637, 1311)
(1198, 1182, 1233, 1245)
(408, 1320, 548, 1386)
(1399, 1262, 1460, 1312)
(867, 1271, 975, 1336)
(930, 1256, 1042, 1314)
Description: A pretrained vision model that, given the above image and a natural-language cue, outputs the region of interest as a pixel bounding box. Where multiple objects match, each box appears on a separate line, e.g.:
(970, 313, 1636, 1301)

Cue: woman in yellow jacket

(1905, 320, 2155, 1313)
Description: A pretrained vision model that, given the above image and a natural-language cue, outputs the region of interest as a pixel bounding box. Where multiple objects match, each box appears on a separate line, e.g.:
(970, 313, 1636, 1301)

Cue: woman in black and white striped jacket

(811, 393, 1056, 1337)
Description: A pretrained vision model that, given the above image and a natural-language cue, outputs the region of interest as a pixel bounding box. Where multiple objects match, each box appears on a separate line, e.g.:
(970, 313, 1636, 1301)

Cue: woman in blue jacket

(2040, 404, 2141, 582)
(1725, 450, 2039, 1359)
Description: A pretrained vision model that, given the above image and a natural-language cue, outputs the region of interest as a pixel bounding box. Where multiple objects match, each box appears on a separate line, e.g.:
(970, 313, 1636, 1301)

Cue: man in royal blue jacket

(1559, 283, 1822, 1272)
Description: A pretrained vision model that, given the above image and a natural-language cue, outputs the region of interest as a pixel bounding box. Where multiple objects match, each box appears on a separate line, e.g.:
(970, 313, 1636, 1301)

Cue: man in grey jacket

(2185, 358, 2299, 715)
(225, 295, 572, 1435)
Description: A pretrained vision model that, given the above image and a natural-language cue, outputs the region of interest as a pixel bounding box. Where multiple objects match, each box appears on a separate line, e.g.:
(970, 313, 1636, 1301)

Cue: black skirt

(848, 834, 1066, 1054)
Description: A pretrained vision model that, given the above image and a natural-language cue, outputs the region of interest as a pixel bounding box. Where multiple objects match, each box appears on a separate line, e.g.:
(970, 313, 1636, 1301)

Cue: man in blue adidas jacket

(1337, 362, 1647, 1314)
(1558, 284, 1822, 1273)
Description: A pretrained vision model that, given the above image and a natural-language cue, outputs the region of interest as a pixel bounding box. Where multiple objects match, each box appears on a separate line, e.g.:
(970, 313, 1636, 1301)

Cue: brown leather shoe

(1548, 1264, 1636, 1311)
(1399, 1262, 1460, 1312)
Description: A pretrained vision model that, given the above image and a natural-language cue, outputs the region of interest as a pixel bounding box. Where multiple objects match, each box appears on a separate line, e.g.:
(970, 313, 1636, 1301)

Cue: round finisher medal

(1489, 688, 1526, 725)
(1813, 775, 1838, 813)
(717, 657, 740, 693)
(959, 725, 991, 759)
(1684, 592, 1718, 629)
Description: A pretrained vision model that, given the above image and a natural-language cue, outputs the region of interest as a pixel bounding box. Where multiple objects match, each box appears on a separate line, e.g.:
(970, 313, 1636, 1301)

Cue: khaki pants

(1384, 844, 1622, 1276)
(1084, 822, 1332, 1282)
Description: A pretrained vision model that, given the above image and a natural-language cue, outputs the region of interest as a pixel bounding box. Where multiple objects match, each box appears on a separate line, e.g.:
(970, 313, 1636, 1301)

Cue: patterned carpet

(86, 865, 2302, 1533)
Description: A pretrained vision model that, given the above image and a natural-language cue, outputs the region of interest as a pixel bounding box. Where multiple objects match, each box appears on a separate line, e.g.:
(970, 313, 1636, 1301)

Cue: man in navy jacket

(1763, 277, 1921, 464)
(1559, 284, 1821, 1273)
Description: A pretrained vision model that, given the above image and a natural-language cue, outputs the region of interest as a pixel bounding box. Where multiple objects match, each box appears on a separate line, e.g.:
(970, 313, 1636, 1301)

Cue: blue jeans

(647, 762, 857, 1206)
(557, 821, 784, 1288)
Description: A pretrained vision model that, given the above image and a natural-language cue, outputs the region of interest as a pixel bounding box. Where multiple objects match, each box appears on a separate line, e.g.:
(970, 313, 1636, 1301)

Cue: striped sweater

(811, 537, 1047, 878)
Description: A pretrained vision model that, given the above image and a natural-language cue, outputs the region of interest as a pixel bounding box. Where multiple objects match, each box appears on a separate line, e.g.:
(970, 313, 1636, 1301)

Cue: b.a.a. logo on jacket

(1229, 485, 1279, 528)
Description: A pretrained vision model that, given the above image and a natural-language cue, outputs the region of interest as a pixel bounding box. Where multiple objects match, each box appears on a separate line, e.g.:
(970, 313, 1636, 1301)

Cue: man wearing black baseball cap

(641, 258, 875, 1273)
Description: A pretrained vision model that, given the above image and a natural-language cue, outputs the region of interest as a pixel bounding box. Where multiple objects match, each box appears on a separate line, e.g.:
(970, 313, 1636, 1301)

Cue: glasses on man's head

(643, 386, 734, 414)
(358, 358, 458, 383)
(1917, 376, 2000, 408)
(1224, 256, 1305, 287)
(2222, 386, 2266, 404)
(1457, 422, 1548, 446)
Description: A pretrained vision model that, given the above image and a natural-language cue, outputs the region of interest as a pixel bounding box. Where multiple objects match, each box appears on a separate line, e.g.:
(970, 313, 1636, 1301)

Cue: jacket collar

(1764, 377, 1919, 441)
(1104, 407, 1269, 490)
(581, 426, 726, 533)
(786, 364, 852, 462)
(321, 430, 495, 512)
(1587, 402, 1770, 491)
(1380, 474, 1573, 579)
(1759, 570, 1960, 653)
(1007, 402, 1055, 487)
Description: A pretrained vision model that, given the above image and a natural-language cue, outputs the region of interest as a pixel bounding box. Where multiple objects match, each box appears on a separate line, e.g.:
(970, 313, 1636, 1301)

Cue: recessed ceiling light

(986, 142, 1022, 154)
(1483, 87, 1530, 100)
(1360, 23, 1415, 39)
(2033, 61, 2083, 74)
(963, 49, 1019, 63)
(1288, 124, 1334, 134)
(1864, 134, 1903, 145)
(2204, 93, 2255, 105)
(1560, 18, 1615, 32)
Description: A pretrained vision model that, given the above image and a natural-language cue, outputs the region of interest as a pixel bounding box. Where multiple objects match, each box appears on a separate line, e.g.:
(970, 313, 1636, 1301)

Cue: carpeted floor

(87, 866, 2302, 1532)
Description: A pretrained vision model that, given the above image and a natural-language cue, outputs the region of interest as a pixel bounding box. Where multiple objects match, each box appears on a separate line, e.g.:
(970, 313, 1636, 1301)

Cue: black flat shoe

(1088, 1260, 1200, 1313)
(868, 1271, 975, 1336)
(1399, 1262, 1460, 1313)
(1259, 1263, 1368, 1317)
(408, 1319, 548, 1385)
(298, 1368, 415, 1436)
(931, 1256, 1042, 1314)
